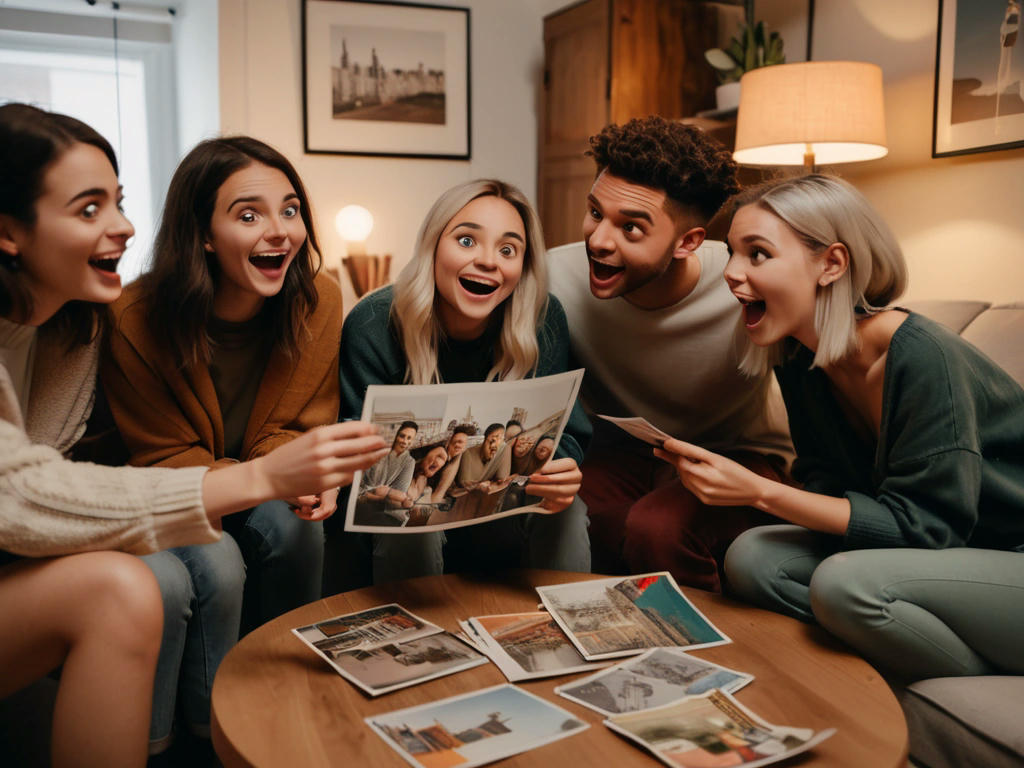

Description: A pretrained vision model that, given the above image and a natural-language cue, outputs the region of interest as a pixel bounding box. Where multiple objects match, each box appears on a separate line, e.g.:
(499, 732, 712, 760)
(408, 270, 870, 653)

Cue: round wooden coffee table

(211, 570, 908, 767)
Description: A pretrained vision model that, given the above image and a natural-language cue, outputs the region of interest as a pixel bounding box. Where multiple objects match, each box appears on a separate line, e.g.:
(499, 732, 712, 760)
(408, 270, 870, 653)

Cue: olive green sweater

(778, 312, 1024, 552)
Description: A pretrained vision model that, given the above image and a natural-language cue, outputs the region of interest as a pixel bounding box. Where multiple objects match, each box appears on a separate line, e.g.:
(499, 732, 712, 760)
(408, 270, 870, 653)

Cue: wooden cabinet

(539, 0, 724, 247)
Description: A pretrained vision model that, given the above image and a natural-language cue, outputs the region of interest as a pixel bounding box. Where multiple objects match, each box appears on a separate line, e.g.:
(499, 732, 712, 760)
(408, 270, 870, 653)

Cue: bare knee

(63, 553, 163, 657)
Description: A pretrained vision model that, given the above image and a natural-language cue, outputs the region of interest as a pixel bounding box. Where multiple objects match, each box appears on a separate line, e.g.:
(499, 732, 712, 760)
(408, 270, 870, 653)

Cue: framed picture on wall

(302, 0, 471, 159)
(933, 0, 1024, 157)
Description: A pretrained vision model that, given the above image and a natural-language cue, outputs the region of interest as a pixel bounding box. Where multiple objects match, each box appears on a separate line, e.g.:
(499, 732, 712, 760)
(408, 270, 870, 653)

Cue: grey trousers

(724, 524, 1024, 680)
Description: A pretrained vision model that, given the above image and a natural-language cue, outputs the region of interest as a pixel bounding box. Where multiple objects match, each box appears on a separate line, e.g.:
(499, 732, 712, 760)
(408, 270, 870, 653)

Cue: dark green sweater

(777, 312, 1024, 552)
(339, 285, 590, 463)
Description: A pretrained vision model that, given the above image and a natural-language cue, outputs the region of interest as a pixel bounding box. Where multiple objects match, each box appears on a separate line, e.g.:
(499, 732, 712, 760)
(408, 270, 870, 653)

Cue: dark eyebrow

(450, 221, 482, 230)
(65, 187, 108, 206)
(618, 208, 654, 224)
(227, 192, 300, 213)
(502, 231, 525, 243)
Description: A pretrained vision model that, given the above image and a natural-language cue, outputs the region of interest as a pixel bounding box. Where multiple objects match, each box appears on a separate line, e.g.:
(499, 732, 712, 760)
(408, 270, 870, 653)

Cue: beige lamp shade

(734, 61, 888, 167)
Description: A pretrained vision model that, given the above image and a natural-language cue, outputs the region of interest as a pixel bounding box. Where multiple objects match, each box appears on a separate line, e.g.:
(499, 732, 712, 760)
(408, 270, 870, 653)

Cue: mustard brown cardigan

(102, 273, 342, 469)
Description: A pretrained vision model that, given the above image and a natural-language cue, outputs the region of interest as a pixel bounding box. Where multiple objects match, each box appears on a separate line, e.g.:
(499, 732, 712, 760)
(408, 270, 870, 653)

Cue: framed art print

(933, 0, 1024, 157)
(302, 0, 470, 159)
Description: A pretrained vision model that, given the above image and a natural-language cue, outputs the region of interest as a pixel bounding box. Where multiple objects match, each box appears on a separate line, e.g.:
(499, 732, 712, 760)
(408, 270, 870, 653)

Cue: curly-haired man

(548, 115, 793, 591)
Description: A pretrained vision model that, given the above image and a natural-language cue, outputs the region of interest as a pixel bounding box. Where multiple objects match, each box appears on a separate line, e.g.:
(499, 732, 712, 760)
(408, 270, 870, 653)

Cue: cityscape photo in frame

(302, 0, 470, 158)
(933, 0, 1024, 157)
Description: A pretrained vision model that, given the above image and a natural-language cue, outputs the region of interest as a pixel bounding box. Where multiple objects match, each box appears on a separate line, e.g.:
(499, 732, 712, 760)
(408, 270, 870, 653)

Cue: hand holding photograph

(536, 572, 730, 661)
(344, 370, 583, 534)
(604, 689, 835, 768)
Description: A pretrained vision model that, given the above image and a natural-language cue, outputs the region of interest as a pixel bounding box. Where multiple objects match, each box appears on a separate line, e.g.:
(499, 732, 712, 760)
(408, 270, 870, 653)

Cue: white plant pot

(715, 82, 741, 111)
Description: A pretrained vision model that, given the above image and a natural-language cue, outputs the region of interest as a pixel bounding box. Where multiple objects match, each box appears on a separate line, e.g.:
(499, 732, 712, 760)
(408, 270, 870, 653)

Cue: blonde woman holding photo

(328, 179, 590, 586)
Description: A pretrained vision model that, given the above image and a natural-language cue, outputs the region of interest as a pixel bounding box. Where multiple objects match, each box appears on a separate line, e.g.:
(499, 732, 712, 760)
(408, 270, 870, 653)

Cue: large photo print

(344, 370, 583, 533)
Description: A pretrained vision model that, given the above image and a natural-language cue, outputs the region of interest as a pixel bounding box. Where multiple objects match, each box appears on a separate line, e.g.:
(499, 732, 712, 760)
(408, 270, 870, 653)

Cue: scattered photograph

(344, 370, 583, 534)
(598, 414, 672, 447)
(293, 604, 487, 696)
(367, 683, 589, 768)
(536, 573, 730, 661)
(469, 612, 608, 682)
(605, 689, 835, 768)
(555, 647, 753, 716)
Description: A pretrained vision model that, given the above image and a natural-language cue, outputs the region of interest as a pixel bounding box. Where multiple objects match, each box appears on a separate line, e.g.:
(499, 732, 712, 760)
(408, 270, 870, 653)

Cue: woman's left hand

(654, 438, 767, 508)
(526, 457, 582, 514)
(292, 486, 339, 521)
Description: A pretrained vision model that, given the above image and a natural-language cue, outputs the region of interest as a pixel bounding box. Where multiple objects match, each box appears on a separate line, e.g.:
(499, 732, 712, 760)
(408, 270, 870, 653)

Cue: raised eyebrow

(618, 208, 654, 224)
(450, 221, 482, 231)
(502, 231, 525, 244)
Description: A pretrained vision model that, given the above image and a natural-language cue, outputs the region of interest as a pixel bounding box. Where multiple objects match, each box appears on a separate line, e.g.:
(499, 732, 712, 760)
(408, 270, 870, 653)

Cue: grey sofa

(900, 300, 1024, 768)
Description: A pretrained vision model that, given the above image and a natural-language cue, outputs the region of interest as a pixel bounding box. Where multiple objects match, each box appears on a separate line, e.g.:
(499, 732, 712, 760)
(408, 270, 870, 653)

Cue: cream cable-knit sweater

(1, 319, 218, 557)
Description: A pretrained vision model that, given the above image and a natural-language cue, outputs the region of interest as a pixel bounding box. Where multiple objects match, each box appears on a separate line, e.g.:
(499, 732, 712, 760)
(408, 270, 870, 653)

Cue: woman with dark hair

(0, 104, 385, 767)
(100, 136, 351, 752)
(402, 443, 450, 527)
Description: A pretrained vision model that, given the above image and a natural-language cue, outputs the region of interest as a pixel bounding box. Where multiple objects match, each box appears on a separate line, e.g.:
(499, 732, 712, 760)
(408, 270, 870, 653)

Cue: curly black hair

(586, 115, 739, 222)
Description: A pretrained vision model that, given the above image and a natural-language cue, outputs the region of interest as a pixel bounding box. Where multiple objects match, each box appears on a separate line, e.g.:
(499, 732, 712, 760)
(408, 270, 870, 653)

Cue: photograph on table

(604, 689, 835, 768)
(344, 369, 583, 533)
(468, 611, 609, 682)
(536, 573, 730, 661)
(555, 647, 753, 716)
(292, 603, 487, 696)
(367, 683, 588, 768)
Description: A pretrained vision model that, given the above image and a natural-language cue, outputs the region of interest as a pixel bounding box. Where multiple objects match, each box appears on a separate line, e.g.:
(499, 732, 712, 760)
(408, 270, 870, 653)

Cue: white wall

(812, 0, 1024, 303)
(219, 0, 553, 311)
(174, 0, 219, 154)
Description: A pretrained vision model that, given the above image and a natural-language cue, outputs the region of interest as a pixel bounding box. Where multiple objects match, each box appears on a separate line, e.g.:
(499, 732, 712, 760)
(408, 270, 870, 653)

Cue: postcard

(367, 683, 589, 768)
(605, 689, 835, 768)
(536, 573, 730, 661)
(468, 612, 608, 682)
(555, 647, 753, 716)
(293, 604, 487, 696)
(597, 414, 673, 447)
(344, 370, 584, 533)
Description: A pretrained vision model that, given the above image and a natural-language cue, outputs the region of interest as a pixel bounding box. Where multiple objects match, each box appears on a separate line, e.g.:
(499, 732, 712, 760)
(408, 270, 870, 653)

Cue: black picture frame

(933, 0, 1024, 158)
(302, 0, 471, 159)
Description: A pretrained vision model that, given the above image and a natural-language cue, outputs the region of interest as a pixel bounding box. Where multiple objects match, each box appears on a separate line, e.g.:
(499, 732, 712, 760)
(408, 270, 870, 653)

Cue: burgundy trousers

(580, 447, 787, 592)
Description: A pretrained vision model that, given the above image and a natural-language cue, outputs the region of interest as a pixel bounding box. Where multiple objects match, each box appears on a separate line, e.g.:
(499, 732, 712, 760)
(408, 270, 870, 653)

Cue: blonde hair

(730, 174, 908, 375)
(391, 179, 548, 384)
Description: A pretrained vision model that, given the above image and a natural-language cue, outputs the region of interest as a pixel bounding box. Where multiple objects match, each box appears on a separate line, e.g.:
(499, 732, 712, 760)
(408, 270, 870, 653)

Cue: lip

(588, 257, 624, 288)
(88, 253, 123, 283)
(734, 294, 767, 329)
(248, 250, 292, 278)
(457, 273, 501, 299)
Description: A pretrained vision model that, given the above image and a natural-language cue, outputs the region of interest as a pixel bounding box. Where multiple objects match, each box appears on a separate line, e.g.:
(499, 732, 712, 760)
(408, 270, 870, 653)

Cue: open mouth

(248, 253, 287, 270)
(589, 258, 624, 281)
(458, 276, 498, 296)
(742, 300, 767, 327)
(89, 256, 120, 273)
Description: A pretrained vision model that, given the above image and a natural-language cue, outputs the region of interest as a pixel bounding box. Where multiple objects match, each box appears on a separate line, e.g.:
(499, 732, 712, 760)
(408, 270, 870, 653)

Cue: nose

(587, 218, 615, 254)
(723, 252, 745, 289)
(473, 244, 498, 270)
(109, 209, 135, 242)
(264, 215, 288, 242)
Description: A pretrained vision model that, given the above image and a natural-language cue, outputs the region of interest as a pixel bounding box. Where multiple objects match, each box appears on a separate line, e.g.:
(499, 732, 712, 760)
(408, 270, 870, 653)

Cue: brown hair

(587, 115, 739, 223)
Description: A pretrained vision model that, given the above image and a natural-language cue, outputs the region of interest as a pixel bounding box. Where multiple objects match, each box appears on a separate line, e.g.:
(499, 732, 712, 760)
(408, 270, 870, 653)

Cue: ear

(0, 215, 21, 257)
(671, 226, 706, 261)
(818, 242, 849, 287)
(203, 242, 215, 253)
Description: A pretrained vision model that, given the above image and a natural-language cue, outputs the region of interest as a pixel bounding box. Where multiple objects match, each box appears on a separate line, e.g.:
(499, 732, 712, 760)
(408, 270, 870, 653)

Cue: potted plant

(705, 0, 785, 111)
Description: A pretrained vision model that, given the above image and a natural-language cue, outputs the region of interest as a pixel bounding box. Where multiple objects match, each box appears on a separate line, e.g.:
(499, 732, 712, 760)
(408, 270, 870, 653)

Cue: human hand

(365, 485, 389, 501)
(653, 438, 768, 507)
(293, 485, 339, 522)
(525, 457, 582, 513)
(253, 422, 387, 502)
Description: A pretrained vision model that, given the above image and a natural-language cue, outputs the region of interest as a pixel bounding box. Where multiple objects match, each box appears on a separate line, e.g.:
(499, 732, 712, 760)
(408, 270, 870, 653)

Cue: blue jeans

(144, 500, 324, 749)
(371, 496, 591, 583)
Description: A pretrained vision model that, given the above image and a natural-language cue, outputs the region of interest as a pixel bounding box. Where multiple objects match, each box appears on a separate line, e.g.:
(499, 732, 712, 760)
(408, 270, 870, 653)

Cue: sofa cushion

(960, 303, 1024, 385)
(903, 300, 991, 334)
(902, 676, 1024, 768)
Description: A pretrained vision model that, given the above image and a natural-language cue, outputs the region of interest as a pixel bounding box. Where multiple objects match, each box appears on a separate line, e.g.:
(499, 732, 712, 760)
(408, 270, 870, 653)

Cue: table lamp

(733, 60, 888, 171)
(336, 204, 390, 297)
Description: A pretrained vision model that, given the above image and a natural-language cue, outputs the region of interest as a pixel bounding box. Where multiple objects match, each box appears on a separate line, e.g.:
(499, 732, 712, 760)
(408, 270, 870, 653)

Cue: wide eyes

(750, 248, 770, 265)
(81, 202, 100, 219)
(455, 234, 519, 259)
(238, 203, 300, 224)
(458, 235, 475, 247)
